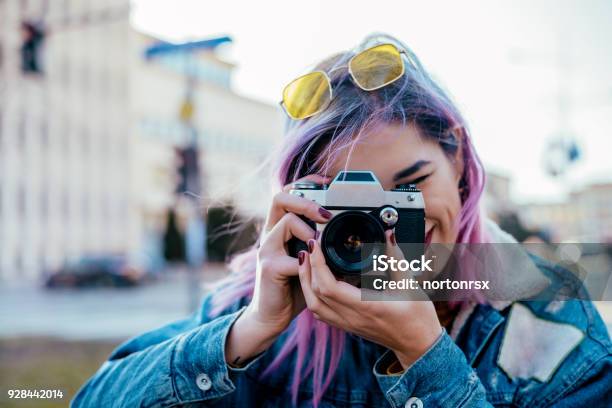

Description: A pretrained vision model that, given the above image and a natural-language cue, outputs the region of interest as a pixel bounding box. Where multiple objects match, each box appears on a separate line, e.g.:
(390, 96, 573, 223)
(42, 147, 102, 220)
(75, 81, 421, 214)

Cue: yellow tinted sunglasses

(281, 43, 412, 120)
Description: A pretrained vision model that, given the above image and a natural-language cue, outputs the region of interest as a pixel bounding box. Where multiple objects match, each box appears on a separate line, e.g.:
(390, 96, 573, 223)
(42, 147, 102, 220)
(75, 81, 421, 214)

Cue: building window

(60, 118, 70, 152)
(41, 188, 49, 219)
(15, 252, 23, 274)
(82, 193, 90, 224)
(18, 113, 26, 150)
(80, 64, 89, 93)
(39, 247, 46, 272)
(82, 127, 90, 155)
(17, 184, 26, 218)
(40, 119, 48, 148)
(59, 57, 69, 88)
(61, 189, 69, 219)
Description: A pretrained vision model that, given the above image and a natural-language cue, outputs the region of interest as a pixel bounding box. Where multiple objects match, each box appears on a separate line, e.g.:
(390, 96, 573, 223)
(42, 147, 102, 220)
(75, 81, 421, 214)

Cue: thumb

(384, 229, 409, 282)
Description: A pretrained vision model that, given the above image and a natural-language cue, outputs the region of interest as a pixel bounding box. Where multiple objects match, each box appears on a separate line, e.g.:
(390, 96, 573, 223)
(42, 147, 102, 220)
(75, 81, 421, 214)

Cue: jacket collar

(451, 302, 508, 364)
(448, 219, 539, 363)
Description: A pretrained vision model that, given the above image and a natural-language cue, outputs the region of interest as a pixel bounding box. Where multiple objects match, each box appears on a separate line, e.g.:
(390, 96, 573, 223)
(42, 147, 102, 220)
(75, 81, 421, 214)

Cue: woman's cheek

(422, 190, 461, 243)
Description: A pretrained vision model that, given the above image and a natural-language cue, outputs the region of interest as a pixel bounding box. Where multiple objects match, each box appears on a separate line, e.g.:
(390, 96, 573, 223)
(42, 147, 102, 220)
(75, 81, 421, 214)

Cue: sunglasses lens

(282, 71, 331, 120)
(350, 44, 404, 91)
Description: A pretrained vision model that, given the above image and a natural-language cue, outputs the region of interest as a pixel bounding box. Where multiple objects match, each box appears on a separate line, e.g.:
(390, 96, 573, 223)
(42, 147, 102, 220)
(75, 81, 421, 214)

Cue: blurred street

(0, 264, 229, 340)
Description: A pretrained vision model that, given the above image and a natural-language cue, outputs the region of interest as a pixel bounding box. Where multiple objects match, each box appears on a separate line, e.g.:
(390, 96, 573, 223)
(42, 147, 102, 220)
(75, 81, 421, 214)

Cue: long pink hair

(208, 33, 487, 406)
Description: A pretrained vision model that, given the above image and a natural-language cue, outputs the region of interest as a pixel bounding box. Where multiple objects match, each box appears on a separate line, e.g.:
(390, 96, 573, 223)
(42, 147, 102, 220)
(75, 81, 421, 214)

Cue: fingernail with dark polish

(390, 232, 396, 246)
(318, 208, 332, 219)
(314, 230, 320, 240)
(298, 251, 305, 266)
(308, 239, 315, 253)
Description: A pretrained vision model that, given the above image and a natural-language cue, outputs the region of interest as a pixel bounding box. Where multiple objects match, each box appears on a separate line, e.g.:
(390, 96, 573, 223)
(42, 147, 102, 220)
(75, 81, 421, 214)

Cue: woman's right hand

(225, 175, 332, 366)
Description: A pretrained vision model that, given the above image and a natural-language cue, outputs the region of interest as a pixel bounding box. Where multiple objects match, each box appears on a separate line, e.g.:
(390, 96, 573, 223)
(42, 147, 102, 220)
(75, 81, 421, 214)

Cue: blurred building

(0, 0, 134, 282)
(483, 171, 612, 243)
(0, 0, 283, 283)
(520, 183, 612, 243)
(482, 171, 513, 222)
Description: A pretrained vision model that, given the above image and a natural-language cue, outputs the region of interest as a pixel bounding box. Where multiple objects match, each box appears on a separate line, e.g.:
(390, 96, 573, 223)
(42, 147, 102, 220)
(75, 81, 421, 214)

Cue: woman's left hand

(297, 230, 442, 369)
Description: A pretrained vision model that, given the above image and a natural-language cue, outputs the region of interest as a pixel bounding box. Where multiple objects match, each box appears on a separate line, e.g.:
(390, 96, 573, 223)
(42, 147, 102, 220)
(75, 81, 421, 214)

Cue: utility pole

(145, 36, 232, 312)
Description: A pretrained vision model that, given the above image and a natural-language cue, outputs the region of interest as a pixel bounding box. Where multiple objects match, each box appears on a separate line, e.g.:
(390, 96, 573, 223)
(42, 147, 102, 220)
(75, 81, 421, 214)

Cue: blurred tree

(498, 212, 537, 243)
(163, 209, 185, 262)
(206, 203, 259, 262)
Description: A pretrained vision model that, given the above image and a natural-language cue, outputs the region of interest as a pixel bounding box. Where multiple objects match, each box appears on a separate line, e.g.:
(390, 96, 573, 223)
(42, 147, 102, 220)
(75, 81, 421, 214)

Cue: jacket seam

(454, 379, 481, 408)
(168, 333, 182, 407)
(579, 299, 612, 349)
(549, 353, 609, 407)
(530, 351, 609, 408)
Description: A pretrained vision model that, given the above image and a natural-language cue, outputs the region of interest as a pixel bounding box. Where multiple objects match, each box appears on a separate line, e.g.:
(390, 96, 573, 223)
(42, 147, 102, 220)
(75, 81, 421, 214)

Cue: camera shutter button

(379, 207, 399, 227)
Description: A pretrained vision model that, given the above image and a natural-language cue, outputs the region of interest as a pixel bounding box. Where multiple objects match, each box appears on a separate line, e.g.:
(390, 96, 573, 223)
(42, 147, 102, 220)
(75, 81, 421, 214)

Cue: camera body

(288, 171, 425, 277)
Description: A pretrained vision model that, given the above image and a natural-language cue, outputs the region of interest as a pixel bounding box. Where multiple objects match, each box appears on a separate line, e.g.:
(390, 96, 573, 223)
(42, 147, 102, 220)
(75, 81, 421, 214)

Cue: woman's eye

(407, 174, 430, 185)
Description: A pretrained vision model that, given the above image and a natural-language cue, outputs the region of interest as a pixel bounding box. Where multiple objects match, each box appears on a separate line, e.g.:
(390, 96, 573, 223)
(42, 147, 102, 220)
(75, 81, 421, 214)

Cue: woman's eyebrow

(392, 160, 431, 181)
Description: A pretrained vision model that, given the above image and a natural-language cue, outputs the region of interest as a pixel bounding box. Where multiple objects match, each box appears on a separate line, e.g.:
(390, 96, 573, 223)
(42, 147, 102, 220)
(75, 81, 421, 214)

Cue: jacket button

(196, 373, 212, 391)
(405, 397, 423, 408)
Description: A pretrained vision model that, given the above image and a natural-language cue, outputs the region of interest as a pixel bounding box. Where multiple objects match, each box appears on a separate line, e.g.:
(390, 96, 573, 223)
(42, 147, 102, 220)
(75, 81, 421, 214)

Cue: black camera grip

(394, 208, 426, 261)
(286, 216, 316, 258)
(394, 208, 425, 243)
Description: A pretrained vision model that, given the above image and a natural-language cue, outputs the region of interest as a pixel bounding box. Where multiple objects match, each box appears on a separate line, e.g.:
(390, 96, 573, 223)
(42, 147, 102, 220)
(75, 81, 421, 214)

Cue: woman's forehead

(324, 123, 439, 178)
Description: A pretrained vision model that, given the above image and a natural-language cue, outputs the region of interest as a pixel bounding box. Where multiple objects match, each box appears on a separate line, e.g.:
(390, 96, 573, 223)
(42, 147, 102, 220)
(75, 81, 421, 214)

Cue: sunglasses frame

(280, 70, 334, 120)
(347, 43, 406, 91)
(280, 43, 411, 120)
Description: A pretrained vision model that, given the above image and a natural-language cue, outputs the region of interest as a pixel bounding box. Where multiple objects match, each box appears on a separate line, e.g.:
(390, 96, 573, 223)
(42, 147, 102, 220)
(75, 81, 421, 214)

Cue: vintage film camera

(288, 171, 425, 277)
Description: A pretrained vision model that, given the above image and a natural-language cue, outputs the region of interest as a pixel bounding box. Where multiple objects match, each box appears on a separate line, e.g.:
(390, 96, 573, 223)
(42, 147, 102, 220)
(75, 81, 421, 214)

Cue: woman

(73, 34, 611, 407)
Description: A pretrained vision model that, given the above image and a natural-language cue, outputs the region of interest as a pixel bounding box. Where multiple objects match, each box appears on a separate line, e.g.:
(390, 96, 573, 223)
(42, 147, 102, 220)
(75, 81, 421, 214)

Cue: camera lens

(343, 234, 362, 253)
(322, 211, 386, 275)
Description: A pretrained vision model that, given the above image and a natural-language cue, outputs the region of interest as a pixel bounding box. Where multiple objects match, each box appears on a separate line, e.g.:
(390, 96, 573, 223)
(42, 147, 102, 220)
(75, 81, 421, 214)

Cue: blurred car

(44, 255, 149, 289)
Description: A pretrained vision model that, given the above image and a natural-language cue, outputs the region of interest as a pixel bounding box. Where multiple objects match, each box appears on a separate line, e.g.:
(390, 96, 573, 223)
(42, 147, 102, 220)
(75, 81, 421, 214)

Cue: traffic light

(175, 145, 201, 196)
(20, 21, 45, 74)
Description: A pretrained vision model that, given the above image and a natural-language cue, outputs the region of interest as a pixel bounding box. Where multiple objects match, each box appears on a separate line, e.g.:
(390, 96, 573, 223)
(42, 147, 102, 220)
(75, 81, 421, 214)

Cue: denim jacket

(72, 253, 612, 408)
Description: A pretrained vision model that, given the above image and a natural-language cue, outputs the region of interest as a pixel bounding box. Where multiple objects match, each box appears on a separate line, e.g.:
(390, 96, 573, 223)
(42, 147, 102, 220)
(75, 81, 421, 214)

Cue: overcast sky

(132, 0, 612, 203)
